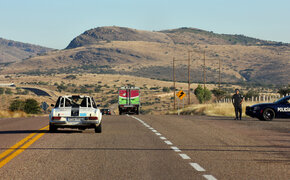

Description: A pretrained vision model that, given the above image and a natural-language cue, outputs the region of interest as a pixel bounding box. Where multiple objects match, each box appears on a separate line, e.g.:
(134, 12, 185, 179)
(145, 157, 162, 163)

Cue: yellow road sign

(176, 90, 186, 100)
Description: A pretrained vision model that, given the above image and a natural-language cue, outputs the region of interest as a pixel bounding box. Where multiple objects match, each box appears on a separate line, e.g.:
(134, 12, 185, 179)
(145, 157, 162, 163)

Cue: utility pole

(218, 59, 221, 90)
(173, 57, 176, 110)
(188, 51, 191, 105)
(203, 50, 206, 90)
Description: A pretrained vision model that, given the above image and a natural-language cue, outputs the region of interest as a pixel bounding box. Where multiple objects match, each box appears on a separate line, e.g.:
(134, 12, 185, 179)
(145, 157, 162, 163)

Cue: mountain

(1, 26, 289, 85)
(66, 26, 173, 49)
(0, 37, 53, 63)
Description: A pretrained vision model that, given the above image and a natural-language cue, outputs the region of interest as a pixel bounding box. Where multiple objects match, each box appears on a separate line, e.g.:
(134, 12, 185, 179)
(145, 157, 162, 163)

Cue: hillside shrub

(9, 99, 40, 114)
(162, 87, 170, 93)
(278, 86, 290, 96)
(211, 88, 226, 101)
(0, 88, 4, 95)
(194, 85, 212, 104)
(5, 88, 13, 95)
(245, 90, 259, 99)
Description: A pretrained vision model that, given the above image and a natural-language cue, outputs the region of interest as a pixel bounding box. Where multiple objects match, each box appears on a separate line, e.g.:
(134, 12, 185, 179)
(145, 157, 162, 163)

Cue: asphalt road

(0, 115, 289, 180)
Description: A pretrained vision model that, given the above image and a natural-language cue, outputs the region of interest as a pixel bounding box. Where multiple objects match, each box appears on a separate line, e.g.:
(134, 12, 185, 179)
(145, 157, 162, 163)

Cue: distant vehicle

(118, 87, 141, 115)
(49, 95, 102, 133)
(246, 96, 290, 121)
(101, 109, 111, 115)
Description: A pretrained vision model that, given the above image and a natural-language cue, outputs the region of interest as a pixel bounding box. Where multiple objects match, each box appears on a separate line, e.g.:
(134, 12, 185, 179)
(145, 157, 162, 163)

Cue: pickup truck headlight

(253, 106, 260, 111)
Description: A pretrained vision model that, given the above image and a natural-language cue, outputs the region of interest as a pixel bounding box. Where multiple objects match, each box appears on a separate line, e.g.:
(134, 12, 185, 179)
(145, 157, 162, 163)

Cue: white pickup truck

(49, 95, 102, 133)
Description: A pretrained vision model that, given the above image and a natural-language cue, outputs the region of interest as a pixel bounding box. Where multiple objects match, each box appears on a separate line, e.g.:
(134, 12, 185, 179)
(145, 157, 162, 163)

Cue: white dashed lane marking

(190, 163, 205, 172)
(203, 175, 217, 180)
(130, 115, 217, 180)
(164, 140, 173, 145)
(171, 146, 181, 152)
(179, 153, 191, 160)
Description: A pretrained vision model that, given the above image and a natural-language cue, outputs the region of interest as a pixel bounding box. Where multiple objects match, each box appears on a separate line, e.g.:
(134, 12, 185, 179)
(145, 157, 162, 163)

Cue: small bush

(9, 99, 40, 114)
(194, 85, 212, 103)
(162, 87, 170, 93)
(0, 88, 4, 95)
(24, 99, 41, 114)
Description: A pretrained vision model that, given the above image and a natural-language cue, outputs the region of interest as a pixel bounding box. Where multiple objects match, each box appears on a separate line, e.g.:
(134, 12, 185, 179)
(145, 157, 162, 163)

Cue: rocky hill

(66, 26, 173, 49)
(0, 37, 53, 63)
(1, 26, 289, 85)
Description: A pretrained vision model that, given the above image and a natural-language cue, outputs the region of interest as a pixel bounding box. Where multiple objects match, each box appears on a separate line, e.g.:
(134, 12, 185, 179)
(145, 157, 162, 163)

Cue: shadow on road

(0, 129, 83, 134)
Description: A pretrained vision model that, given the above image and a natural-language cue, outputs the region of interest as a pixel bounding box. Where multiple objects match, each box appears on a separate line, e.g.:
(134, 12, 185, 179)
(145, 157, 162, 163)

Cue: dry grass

(0, 110, 27, 118)
(168, 102, 257, 117)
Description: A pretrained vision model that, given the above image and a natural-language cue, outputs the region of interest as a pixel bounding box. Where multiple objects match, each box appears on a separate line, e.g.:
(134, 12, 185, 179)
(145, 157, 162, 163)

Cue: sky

(0, 0, 289, 49)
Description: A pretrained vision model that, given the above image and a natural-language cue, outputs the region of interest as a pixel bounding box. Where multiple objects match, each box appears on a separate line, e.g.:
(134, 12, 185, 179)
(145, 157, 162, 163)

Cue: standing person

(232, 89, 243, 120)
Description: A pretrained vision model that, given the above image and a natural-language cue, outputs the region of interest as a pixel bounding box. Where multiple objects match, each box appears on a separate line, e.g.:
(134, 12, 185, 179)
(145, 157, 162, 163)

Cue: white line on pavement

(130, 115, 217, 180)
(170, 146, 181, 152)
(203, 175, 217, 180)
(189, 163, 205, 172)
(179, 154, 191, 160)
(164, 141, 173, 145)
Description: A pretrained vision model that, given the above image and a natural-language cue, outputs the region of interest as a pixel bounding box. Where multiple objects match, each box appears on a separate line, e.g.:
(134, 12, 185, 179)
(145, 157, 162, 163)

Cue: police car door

(277, 97, 290, 118)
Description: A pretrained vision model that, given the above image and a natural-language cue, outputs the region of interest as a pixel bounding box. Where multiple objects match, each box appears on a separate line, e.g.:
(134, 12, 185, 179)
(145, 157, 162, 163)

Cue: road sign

(40, 102, 49, 111)
(176, 90, 186, 100)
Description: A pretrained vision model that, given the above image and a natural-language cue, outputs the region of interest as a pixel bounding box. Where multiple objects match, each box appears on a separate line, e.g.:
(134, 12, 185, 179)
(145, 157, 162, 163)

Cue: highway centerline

(0, 125, 49, 169)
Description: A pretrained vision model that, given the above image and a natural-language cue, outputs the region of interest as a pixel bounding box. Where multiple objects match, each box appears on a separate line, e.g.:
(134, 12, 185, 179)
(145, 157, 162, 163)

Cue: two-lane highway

(0, 115, 289, 179)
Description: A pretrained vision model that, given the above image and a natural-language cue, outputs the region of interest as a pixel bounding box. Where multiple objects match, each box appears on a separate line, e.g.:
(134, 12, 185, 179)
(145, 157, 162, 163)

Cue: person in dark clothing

(232, 89, 243, 120)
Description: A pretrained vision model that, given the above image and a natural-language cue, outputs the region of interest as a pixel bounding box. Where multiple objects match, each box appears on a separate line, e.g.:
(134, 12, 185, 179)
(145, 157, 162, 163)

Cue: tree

(278, 86, 290, 96)
(162, 87, 170, 93)
(194, 85, 212, 103)
(9, 100, 25, 111)
(245, 90, 259, 99)
(0, 88, 4, 95)
(5, 88, 13, 95)
(211, 88, 226, 101)
(24, 99, 40, 114)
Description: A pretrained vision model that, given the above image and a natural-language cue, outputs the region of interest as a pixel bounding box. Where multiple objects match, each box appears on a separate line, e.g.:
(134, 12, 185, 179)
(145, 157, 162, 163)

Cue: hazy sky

(0, 0, 289, 49)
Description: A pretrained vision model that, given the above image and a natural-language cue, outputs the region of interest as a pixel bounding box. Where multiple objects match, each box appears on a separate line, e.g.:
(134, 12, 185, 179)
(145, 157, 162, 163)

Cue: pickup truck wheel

(49, 123, 57, 132)
(95, 123, 102, 133)
(262, 108, 275, 121)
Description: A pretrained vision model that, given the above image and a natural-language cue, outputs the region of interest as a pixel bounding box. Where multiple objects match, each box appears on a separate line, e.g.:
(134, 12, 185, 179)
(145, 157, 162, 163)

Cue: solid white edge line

(160, 137, 166, 140)
(190, 163, 205, 172)
(203, 175, 217, 180)
(179, 153, 191, 160)
(170, 146, 181, 152)
(164, 140, 173, 145)
(149, 127, 154, 130)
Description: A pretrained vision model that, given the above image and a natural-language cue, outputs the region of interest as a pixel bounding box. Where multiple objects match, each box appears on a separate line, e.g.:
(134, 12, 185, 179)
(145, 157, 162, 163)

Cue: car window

(92, 98, 97, 108)
(55, 97, 61, 107)
(59, 98, 64, 107)
(62, 96, 89, 107)
(88, 98, 92, 107)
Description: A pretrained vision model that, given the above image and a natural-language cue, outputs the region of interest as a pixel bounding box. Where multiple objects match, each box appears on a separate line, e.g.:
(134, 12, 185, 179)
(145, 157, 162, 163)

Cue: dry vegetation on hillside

(1, 26, 289, 85)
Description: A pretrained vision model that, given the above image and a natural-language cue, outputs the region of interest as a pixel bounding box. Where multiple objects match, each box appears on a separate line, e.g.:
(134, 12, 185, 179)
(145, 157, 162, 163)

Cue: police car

(49, 95, 102, 133)
(246, 96, 290, 121)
